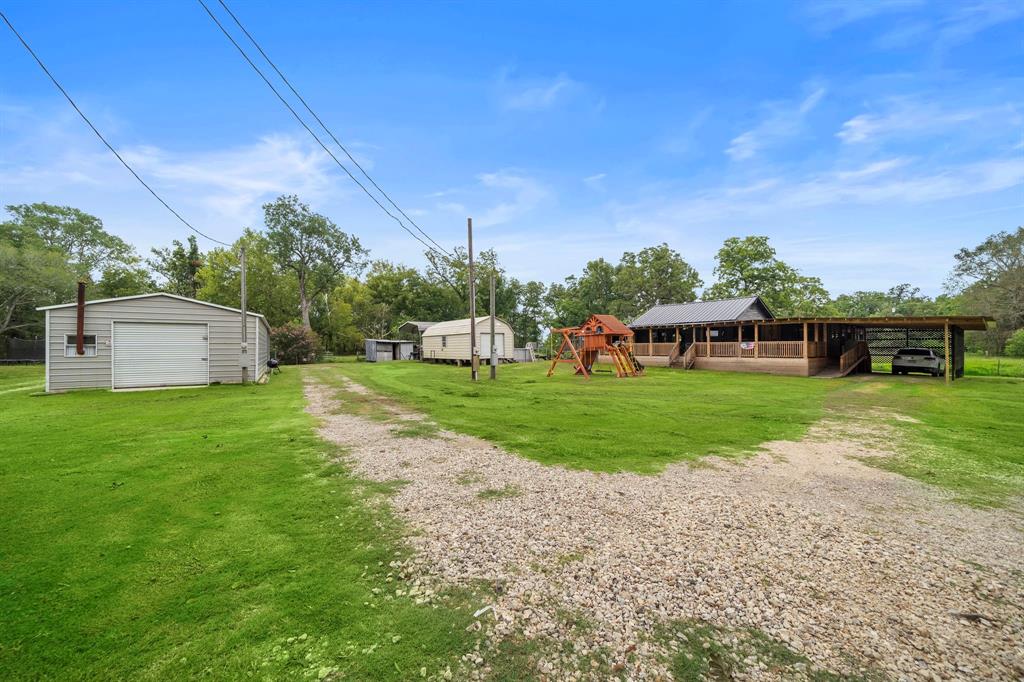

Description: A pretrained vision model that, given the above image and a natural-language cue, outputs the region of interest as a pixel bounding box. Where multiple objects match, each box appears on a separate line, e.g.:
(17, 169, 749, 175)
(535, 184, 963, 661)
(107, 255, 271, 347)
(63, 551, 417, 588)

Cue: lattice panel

(866, 327, 947, 361)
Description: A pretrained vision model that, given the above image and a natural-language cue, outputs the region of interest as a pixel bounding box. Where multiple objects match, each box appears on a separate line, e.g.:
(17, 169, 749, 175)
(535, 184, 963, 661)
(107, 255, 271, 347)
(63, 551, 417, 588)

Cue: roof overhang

(663, 316, 993, 331)
(37, 292, 269, 324)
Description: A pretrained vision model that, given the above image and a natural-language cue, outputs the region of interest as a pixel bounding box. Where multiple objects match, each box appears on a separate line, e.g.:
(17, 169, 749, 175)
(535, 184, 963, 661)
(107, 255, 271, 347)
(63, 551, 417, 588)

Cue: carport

(765, 316, 992, 382)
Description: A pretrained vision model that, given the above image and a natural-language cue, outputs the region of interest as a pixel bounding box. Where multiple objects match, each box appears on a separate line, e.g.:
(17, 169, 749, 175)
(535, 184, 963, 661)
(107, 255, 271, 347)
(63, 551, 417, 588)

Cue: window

(441, 335, 447, 348)
(65, 334, 97, 357)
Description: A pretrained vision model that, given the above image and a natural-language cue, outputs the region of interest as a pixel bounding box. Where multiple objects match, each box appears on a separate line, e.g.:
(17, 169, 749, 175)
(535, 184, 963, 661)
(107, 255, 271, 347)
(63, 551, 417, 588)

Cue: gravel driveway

(304, 374, 1023, 681)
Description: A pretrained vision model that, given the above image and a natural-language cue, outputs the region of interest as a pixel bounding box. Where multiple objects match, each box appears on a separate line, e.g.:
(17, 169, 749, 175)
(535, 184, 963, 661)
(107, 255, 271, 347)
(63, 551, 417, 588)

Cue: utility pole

(467, 217, 478, 381)
(240, 244, 249, 385)
(489, 272, 497, 379)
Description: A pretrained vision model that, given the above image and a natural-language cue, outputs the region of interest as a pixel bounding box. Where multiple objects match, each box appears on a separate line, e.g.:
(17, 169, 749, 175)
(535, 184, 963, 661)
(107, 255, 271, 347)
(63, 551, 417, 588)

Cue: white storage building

(39, 292, 270, 392)
(421, 316, 514, 363)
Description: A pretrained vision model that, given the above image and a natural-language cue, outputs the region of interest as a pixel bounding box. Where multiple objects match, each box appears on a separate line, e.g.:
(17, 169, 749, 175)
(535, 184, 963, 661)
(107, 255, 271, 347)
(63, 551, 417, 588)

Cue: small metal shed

(364, 339, 414, 362)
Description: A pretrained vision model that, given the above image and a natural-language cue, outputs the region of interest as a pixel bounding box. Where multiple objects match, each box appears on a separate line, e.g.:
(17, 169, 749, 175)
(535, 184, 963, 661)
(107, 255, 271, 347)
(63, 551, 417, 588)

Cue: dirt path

(304, 374, 1023, 681)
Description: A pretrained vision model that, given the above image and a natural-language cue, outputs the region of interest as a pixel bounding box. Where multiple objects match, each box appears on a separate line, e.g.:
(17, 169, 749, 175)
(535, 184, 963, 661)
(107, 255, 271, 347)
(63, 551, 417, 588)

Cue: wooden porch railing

(753, 341, 804, 358)
(839, 341, 870, 375)
(679, 342, 696, 369)
(687, 340, 823, 359)
(666, 341, 682, 366)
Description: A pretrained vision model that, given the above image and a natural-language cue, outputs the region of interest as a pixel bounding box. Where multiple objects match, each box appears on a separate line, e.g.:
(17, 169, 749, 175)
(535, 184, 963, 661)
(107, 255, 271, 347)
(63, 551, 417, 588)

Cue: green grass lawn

(0, 367, 476, 680)
(332, 361, 1024, 508)
(327, 361, 834, 473)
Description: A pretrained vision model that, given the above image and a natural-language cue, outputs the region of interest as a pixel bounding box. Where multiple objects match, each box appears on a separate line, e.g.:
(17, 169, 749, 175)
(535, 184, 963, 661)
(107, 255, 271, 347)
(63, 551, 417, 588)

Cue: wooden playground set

(547, 314, 645, 379)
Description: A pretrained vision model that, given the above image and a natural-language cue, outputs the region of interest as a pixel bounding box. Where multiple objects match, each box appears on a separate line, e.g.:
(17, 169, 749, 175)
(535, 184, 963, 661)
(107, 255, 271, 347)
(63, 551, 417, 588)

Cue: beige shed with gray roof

(38, 293, 270, 392)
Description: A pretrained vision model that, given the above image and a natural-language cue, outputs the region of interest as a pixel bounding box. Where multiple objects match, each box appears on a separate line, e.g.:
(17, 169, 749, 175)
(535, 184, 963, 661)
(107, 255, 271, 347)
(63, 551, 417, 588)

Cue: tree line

(2, 197, 1022, 357)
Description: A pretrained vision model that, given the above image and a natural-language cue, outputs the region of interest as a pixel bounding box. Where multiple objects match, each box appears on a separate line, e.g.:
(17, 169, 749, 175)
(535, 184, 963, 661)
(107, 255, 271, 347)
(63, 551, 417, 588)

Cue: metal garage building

(39, 292, 270, 392)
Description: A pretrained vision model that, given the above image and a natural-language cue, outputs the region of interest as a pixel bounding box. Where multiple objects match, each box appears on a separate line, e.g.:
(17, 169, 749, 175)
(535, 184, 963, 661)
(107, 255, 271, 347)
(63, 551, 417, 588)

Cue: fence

(2, 337, 45, 363)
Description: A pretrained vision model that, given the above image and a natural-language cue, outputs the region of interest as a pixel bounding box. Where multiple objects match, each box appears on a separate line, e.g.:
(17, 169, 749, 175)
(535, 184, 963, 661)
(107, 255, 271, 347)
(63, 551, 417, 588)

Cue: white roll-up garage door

(113, 322, 209, 389)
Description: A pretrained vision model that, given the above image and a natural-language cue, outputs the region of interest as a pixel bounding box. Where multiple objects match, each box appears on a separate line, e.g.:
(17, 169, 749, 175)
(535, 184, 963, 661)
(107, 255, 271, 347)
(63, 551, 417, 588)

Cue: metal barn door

(113, 322, 208, 389)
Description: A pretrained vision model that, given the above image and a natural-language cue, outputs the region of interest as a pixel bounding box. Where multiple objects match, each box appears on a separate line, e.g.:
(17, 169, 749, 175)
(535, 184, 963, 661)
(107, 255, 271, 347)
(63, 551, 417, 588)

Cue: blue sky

(1, 0, 1021, 296)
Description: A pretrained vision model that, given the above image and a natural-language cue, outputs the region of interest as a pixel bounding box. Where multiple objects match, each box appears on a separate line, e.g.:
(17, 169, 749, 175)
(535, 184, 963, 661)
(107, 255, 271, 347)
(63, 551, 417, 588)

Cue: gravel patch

(304, 375, 1023, 681)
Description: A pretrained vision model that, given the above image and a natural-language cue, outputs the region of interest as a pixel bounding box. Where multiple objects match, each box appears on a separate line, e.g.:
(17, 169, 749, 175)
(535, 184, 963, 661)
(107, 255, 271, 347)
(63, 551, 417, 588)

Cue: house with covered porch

(627, 296, 988, 382)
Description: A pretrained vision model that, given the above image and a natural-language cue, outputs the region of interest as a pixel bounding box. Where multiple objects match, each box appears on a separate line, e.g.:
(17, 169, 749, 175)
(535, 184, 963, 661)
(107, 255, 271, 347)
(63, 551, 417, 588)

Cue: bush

(270, 322, 322, 364)
(1005, 329, 1024, 357)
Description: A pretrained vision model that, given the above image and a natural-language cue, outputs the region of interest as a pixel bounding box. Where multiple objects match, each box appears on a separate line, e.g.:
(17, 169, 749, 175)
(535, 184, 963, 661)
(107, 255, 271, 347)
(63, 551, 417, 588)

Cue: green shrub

(1005, 329, 1024, 357)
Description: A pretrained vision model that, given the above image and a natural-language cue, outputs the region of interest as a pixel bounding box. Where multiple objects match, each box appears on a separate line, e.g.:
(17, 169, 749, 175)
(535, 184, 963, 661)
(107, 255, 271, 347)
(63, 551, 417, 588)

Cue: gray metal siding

(47, 295, 264, 391)
(257, 321, 270, 380)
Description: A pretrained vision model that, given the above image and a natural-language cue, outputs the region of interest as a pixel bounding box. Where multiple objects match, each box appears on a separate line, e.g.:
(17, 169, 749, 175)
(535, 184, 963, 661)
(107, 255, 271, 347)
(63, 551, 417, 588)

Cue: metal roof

(36, 292, 269, 327)
(421, 316, 513, 336)
(767, 316, 993, 331)
(629, 296, 773, 328)
(398, 320, 436, 333)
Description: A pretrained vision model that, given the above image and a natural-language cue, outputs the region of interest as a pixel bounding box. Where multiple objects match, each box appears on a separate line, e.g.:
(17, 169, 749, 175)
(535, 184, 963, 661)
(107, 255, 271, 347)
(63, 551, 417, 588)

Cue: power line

(196, 0, 454, 261)
(0, 10, 233, 248)
(215, 0, 454, 259)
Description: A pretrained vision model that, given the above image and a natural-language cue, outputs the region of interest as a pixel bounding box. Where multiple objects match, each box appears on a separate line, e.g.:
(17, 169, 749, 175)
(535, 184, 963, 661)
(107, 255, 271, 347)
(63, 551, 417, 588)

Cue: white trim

(44, 310, 50, 393)
(36, 292, 267, 319)
(254, 316, 259, 379)
(63, 333, 98, 357)
(110, 320, 211, 390)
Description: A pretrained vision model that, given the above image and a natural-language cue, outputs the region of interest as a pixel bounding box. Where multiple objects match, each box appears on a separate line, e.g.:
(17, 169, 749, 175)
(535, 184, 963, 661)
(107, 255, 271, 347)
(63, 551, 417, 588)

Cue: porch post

(738, 324, 743, 357)
(675, 326, 679, 349)
(754, 323, 759, 358)
(648, 329, 653, 357)
(802, 322, 808, 359)
(944, 320, 951, 384)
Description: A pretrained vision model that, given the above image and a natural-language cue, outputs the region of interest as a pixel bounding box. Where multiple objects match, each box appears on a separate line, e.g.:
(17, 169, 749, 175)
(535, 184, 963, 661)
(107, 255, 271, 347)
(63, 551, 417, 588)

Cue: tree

(0, 241, 76, 336)
(1005, 329, 1024, 357)
(198, 230, 298, 327)
(614, 244, 702, 319)
(270, 322, 322, 364)
(148, 235, 204, 298)
(1, 203, 133, 278)
(263, 195, 367, 329)
(705, 236, 830, 316)
(948, 227, 1024, 352)
(95, 260, 156, 299)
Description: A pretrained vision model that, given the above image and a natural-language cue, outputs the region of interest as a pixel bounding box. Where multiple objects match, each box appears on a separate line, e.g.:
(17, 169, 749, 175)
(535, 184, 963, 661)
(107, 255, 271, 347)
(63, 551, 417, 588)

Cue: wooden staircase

(669, 342, 696, 370)
(812, 341, 872, 378)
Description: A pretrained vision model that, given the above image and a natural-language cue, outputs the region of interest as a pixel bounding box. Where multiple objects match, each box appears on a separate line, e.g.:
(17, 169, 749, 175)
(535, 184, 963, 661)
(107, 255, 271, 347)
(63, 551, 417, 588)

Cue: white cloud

(726, 83, 827, 161)
(661, 107, 713, 156)
(117, 134, 342, 225)
(803, 0, 924, 33)
(583, 173, 607, 190)
(473, 170, 549, 227)
(837, 100, 1017, 144)
(496, 70, 582, 111)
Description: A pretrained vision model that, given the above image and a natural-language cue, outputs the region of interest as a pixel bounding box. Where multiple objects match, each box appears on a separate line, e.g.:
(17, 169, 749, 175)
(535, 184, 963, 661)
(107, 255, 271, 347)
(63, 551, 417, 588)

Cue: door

(113, 322, 208, 389)
(480, 333, 506, 358)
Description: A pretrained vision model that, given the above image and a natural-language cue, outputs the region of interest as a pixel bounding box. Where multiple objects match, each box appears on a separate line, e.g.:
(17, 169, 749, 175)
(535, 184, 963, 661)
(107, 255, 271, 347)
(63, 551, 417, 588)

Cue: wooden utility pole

(489, 273, 497, 380)
(240, 245, 249, 385)
(467, 218, 479, 381)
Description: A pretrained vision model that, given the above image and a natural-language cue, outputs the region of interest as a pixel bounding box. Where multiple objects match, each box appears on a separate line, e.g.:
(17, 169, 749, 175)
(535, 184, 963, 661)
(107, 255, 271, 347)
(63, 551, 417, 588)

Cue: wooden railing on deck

(839, 341, 870, 375)
(666, 341, 682, 366)
(756, 341, 804, 358)
(678, 343, 696, 369)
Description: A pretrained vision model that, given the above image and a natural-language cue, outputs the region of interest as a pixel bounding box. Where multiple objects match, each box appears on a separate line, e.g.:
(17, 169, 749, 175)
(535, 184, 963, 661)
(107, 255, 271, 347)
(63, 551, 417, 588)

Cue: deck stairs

(669, 342, 696, 369)
(813, 341, 871, 378)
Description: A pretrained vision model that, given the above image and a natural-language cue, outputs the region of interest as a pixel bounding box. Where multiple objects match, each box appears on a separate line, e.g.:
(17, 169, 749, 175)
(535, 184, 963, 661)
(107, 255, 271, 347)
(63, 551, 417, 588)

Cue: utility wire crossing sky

(1, 1, 1021, 293)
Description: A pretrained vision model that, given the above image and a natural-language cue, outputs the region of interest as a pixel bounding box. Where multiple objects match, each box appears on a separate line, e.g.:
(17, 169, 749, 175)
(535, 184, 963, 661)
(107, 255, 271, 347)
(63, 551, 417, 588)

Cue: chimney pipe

(76, 282, 86, 355)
